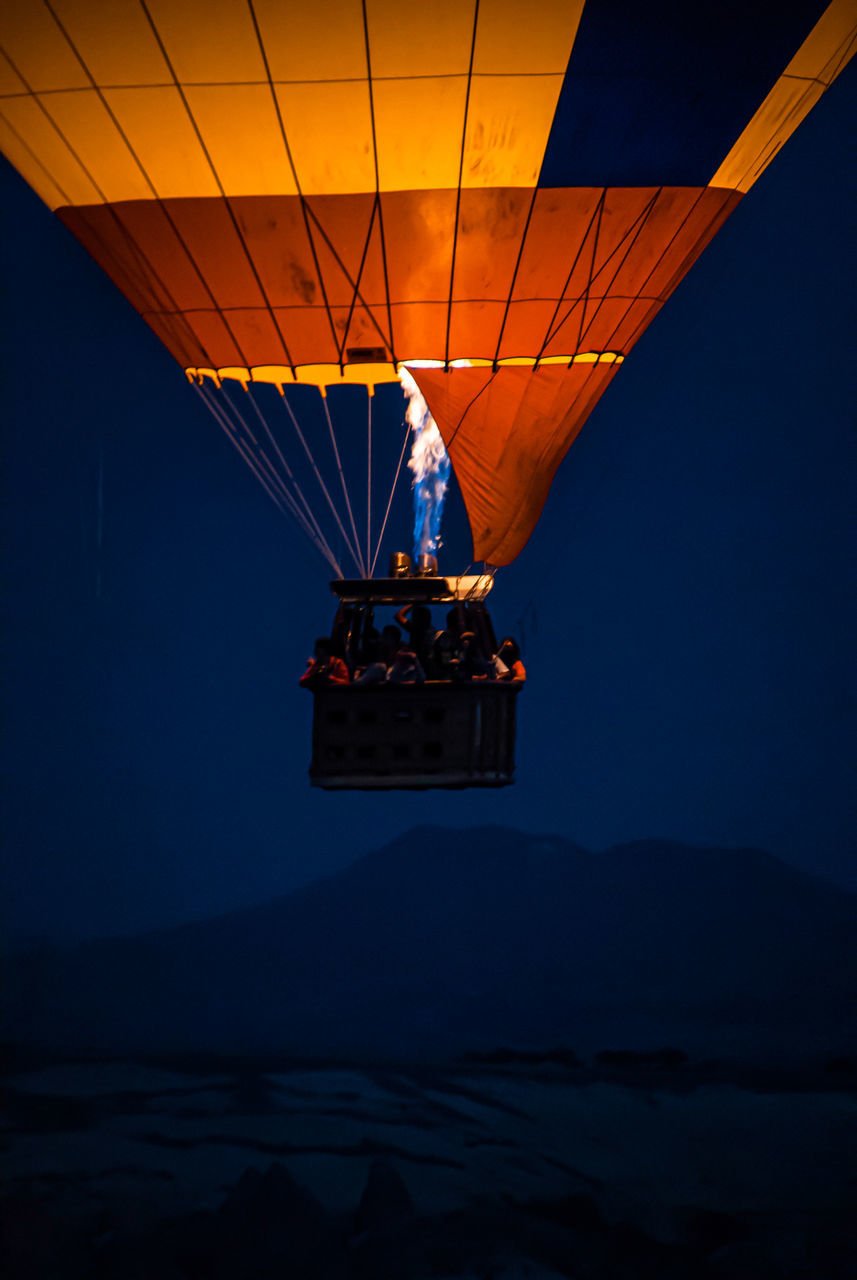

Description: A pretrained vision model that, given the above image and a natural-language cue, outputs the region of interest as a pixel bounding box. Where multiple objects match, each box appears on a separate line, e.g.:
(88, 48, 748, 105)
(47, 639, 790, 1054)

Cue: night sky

(2, 60, 854, 949)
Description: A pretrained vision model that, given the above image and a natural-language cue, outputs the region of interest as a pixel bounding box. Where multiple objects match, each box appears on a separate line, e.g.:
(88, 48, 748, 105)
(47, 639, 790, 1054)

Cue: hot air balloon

(1, 0, 852, 788)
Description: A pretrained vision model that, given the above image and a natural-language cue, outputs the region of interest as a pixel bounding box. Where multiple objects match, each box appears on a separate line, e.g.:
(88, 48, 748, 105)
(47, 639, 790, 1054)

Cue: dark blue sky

(2, 62, 854, 946)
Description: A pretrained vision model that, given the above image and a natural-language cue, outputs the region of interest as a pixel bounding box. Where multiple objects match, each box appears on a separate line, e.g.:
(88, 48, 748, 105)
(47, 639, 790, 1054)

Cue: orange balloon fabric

(412, 363, 622, 564)
(55, 185, 740, 377)
(1, 0, 853, 564)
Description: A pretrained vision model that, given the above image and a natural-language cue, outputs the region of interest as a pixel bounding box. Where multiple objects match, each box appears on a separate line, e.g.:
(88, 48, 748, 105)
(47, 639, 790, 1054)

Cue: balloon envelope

(1, 0, 852, 562)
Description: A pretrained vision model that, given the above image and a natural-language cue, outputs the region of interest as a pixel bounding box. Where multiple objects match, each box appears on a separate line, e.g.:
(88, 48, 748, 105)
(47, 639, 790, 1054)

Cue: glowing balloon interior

(1, 0, 852, 568)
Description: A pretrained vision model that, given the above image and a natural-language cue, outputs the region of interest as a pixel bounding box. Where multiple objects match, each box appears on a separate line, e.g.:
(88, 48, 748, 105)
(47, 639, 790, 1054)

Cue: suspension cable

(366, 393, 372, 576)
(198, 383, 309, 528)
(215, 383, 325, 544)
(370, 419, 411, 577)
(194, 382, 343, 577)
(321, 394, 366, 577)
(198, 381, 299, 519)
(240, 384, 340, 568)
(279, 391, 365, 576)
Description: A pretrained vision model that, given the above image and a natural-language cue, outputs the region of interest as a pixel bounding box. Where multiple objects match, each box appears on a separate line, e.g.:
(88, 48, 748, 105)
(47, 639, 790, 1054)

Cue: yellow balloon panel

(711, 78, 827, 194)
(0, 112, 69, 208)
(0, 2, 89, 92)
(373, 77, 469, 193)
(366, 0, 476, 78)
(275, 81, 375, 196)
(142, 0, 265, 84)
(253, 0, 368, 82)
(50, 0, 171, 87)
(472, 0, 583, 75)
(788, 0, 855, 78)
(0, 93, 102, 205)
(44, 88, 154, 203)
(710, 0, 854, 192)
(462, 74, 565, 189)
(0, 0, 852, 573)
(102, 86, 221, 200)
(0, 50, 28, 95)
(184, 84, 297, 198)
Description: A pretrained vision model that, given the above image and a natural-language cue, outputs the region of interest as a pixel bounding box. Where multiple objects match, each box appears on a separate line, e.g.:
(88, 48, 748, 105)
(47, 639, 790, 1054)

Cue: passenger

(431, 608, 463, 680)
(432, 630, 458, 680)
(380, 623, 403, 662)
(494, 637, 526, 683)
(328, 605, 351, 661)
(353, 638, 387, 685)
(385, 645, 426, 684)
(358, 624, 380, 666)
(356, 607, 379, 667)
(299, 636, 350, 689)
(454, 630, 493, 680)
(394, 603, 438, 673)
(464, 602, 496, 666)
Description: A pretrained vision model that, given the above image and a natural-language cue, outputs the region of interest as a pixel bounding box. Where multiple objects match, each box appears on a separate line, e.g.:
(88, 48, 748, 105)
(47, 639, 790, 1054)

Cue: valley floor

(2, 1050, 855, 1278)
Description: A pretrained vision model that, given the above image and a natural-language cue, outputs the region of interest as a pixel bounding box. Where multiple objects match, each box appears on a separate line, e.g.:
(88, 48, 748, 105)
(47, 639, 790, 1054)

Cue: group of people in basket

(300, 602, 526, 690)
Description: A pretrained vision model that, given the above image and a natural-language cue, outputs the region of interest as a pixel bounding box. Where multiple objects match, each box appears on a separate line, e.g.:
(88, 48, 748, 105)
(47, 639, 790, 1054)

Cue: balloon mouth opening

(185, 352, 624, 394)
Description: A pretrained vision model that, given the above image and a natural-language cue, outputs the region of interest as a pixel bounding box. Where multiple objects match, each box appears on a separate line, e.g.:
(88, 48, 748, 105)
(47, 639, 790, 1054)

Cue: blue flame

(402, 370, 450, 563)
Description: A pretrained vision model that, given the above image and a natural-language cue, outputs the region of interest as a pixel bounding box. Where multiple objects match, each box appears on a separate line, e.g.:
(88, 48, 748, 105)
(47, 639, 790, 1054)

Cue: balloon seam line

(333, 195, 381, 369)
(490, 186, 540, 369)
(302, 197, 395, 363)
(599, 186, 712, 355)
(41, 1, 227, 364)
(0, 33, 211, 369)
(576, 188, 662, 352)
(534, 189, 606, 365)
(360, 0, 399, 368)
(444, 0, 481, 370)
(138, 0, 294, 373)
(246, 0, 336, 375)
(445, 369, 500, 451)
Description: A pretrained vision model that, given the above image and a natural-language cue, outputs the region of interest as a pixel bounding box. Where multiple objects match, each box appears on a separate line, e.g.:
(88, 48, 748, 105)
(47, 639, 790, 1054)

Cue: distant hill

(4, 826, 854, 1059)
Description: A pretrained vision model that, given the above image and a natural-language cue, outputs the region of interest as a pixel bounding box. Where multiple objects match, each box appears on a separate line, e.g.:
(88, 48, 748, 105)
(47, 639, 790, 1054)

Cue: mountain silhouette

(5, 826, 853, 1059)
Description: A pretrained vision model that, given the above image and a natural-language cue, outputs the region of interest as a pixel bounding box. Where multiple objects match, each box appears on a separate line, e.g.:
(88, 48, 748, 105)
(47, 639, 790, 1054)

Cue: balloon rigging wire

(366, 393, 372, 576)
(196, 380, 289, 511)
(322, 394, 366, 577)
(575, 190, 661, 355)
(3, 28, 224, 379)
(216, 381, 325, 545)
(370, 418, 412, 579)
(44, 0, 261, 378)
(359, 0, 398, 365)
(490, 185, 539, 367)
(534, 190, 605, 364)
(571, 192, 609, 355)
(621, 189, 723, 353)
(246, 0, 340, 369)
(444, 0, 480, 369)
(279, 391, 364, 577)
(196, 381, 305, 532)
(194, 382, 342, 576)
(240, 383, 335, 559)
(197, 383, 302, 524)
(138, 0, 298, 375)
